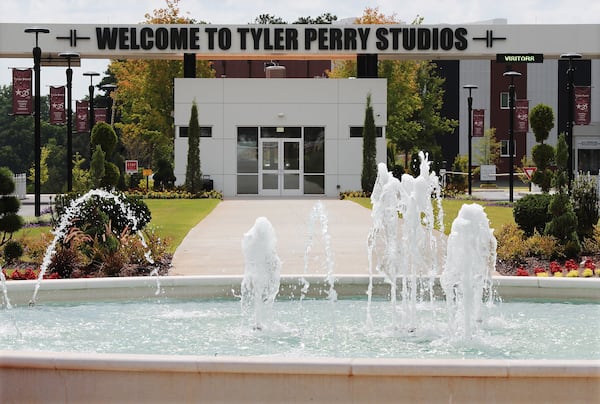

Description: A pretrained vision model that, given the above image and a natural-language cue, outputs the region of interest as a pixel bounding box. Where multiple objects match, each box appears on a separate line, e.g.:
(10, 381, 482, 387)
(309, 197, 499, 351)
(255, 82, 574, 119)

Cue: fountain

(1, 168, 599, 402)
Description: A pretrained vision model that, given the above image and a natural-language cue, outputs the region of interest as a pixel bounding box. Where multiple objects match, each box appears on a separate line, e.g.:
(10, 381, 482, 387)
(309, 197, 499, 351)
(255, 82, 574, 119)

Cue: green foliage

(524, 231, 562, 260)
(474, 128, 501, 166)
(446, 155, 467, 193)
(153, 158, 176, 190)
(529, 103, 555, 143)
(0, 168, 23, 245)
(361, 94, 377, 193)
(72, 153, 92, 192)
(531, 143, 555, 192)
(581, 225, 600, 255)
(3, 239, 23, 264)
(513, 193, 552, 236)
(552, 133, 569, 191)
(185, 102, 203, 193)
(91, 122, 118, 155)
(572, 174, 600, 240)
(544, 193, 580, 257)
(101, 161, 120, 188)
(495, 223, 528, 261)
(90, 145, 106, 188)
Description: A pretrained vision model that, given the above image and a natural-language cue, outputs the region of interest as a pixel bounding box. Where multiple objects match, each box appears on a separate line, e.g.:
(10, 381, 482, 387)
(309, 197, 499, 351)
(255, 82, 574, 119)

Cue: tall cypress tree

(361, 93, 377, 193)
(185, 101, 202, 193)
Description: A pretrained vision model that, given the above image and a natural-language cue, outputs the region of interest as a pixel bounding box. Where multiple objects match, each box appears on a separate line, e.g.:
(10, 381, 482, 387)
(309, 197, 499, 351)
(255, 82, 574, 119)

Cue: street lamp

(503, 70, 522, 203)
(83, 71, 100, 130)
(59, 52, 80, 192)
(463, 84, 478, 196)
(560, 52, 582, 191)
(100, 83, 118, 126)
(24, 27, 50, 217)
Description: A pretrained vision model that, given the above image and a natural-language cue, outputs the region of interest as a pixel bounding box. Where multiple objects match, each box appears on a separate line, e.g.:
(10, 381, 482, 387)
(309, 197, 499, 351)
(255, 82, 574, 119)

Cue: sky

(1, 0, 598, 99)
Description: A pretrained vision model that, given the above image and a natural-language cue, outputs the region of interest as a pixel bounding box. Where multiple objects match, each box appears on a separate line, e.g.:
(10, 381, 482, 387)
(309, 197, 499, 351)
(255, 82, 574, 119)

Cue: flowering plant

(583, 259, 596, 271)
(566, 269, 579, 277)
(516, 267, 529, 276)
(534, 267, 548, 277)
(564, 259, 579, 271)
(549, 261, 563, 274)
(582, 268, 594, 277)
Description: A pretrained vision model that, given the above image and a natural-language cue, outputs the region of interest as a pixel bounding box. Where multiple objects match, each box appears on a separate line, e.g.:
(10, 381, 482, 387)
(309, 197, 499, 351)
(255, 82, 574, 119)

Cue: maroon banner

(574, 86, 591, 125)
(94, 108, 108, 124)
(49, 86, 66, 125)
(76, 100, 89, 133)
(472, 109, 484, 137)
(515, 99, 529, 133)
(12, 68, 32, 115)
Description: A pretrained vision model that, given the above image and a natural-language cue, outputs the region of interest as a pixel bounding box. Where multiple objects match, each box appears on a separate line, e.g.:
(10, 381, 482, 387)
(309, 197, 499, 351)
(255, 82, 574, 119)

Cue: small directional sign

(497, 53, 544, 63)
(523, 167, 537, 180)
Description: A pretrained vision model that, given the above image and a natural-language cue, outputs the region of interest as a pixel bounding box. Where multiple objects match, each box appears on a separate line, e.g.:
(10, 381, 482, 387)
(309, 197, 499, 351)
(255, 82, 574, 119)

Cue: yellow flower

(566, 269, 579, 277)
(554, 272, 563, 277)
(582, 268, 593, 278)
(536, 272, 549, 277)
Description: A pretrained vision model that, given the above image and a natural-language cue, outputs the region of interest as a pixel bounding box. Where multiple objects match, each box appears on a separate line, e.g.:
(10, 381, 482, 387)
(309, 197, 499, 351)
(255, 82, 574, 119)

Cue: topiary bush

(572, 174, 600, 241)
(513, 193, 552, 236)
(0, 167, 24, 245)
(3, 239, 23, 264)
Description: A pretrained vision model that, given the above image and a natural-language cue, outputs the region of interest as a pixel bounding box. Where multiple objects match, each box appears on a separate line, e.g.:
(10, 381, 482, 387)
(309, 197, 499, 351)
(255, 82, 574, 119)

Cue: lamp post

(24, 27, 50, 217)
(59, 52, 79, 192)
(560, 53, 582, 191)
(503, 70, 522, 203)
(83, 71, 100, 131)
(463, 84, 478, 196)
(100, 83, 118, 126)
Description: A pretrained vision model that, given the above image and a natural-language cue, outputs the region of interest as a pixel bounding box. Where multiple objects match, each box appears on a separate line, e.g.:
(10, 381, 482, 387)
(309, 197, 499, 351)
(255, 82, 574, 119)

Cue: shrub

(495, 223, 528, 261)
(572, 174, 600, 240)
(581, 225, 600, 255)
(544, 192, 580, 257)
(48, 246, 81, 279)
(513, 193, 552, 236)
(524, 231, 563, 260)
(446, 155, 467, 193)
(3, 240, 23, 264)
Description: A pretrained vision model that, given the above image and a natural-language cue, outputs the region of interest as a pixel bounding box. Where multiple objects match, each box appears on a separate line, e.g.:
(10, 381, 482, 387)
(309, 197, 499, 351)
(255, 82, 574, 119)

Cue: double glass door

(260, 139, 301, 195)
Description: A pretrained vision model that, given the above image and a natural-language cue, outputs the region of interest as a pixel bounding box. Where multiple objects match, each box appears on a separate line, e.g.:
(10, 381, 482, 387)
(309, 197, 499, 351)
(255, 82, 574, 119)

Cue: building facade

(173, 78, 387, 197)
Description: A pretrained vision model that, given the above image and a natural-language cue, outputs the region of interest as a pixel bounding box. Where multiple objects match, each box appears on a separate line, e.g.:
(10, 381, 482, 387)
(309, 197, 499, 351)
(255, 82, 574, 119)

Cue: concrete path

(170, 199, 374, 276)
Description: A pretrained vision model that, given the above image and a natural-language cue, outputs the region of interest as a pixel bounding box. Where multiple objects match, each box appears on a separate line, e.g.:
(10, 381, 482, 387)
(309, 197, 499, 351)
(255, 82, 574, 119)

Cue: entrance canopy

(1, 23, 599, 61)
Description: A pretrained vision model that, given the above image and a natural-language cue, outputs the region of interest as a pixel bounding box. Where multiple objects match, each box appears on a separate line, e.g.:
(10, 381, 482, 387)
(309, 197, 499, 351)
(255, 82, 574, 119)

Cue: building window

(577, 148, 600, 175)
(179, 126, 212, 138)
(261, 127, 301, 138)
(349, 126, 383, 138)
(500, 92, 509, 109)
(304, 127, 325, 194)
(237, 127, 258, 194)
(500, 140, 516, 157)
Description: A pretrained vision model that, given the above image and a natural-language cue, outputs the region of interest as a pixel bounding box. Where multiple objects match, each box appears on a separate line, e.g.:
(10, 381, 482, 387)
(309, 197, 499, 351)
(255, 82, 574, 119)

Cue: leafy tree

(0, 167, 24, 245)
(474, 128, 501, 166)
(72, 153, 92, 192)
(153, 158, 176, 190)
(28, 145, 49, 189)
(529, 103, 556, 192)
(529, 104, 554, 143)
(254, 14, 286, 24)
(185, 102, 202, 193)
(90, 145, 106, 189)
(294, 13, 337, 24)
(91, 122, 118, 155)
(361, 94, 377, 192)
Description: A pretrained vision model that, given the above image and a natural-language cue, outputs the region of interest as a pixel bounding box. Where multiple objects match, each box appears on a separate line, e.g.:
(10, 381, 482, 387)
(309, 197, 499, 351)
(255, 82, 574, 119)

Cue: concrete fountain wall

(1, 275, 599, 403)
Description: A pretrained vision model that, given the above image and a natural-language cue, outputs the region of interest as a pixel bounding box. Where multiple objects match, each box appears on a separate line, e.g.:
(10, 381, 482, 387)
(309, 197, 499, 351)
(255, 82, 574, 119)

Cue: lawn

(347, 197, 515, 235)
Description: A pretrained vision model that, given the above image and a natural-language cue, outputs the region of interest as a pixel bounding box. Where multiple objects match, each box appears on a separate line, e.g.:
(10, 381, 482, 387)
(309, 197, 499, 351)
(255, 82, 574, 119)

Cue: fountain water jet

(241, 217, 281, 330)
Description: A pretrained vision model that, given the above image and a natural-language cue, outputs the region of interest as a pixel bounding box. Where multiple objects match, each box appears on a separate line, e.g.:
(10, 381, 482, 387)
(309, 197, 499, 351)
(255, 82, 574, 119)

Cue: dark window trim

(350, 126, 383, 138)
(179, 126, 212, 138)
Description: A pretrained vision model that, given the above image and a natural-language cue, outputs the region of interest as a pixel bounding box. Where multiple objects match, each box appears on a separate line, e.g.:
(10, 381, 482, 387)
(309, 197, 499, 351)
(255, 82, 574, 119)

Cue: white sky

(1, 0, 598, 99)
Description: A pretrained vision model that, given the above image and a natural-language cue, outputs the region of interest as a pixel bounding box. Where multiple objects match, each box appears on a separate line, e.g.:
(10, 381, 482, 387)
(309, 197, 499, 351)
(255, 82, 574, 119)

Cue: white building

(173, 78, 387, 197)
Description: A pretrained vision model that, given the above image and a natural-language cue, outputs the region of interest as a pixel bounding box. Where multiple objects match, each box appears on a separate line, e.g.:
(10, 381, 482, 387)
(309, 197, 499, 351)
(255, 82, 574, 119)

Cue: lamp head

(560, 53, 582, 60)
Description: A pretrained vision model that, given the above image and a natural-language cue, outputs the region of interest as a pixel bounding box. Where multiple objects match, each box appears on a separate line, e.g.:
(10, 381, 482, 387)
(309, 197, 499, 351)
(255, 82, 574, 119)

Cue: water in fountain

(441, 203, 497, 338)
(30, 189, 159, 305)
(368, 152, 444, 331)
(241, 217, 281, 330)
(1, 266, 11, 309)
(302, 201, 336, 301)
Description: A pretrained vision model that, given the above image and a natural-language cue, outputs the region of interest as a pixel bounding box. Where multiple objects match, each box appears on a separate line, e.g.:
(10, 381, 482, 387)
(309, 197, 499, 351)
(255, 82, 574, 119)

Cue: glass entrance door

(260, 139, 301, 195)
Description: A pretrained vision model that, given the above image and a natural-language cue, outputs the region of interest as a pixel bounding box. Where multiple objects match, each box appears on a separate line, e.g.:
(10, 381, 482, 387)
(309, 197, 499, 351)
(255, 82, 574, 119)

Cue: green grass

(347, 197, 515, 235)
(145, 199, 220, 252)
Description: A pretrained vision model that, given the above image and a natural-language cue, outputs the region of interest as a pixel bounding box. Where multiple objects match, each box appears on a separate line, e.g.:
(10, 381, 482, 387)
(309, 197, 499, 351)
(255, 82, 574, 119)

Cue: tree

(361, 94, 377, 193)
(153, 158, 176, 190)
(253, 14, 286, 24)
(90, 145, 106, 189)
(529, 104, 554, 143)
(530, 103, 556, 192)
(185, 102, 202, 193)
(474, 128, 501, 166)
(0, 167, 24, 245)
(91, 122, 118, 156)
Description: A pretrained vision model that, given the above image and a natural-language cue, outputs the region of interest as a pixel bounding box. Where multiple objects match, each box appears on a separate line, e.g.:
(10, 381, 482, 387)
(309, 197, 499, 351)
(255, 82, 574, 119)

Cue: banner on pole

(12, 68, 32, 115)
(94, 108, 108, 124)
(472, 109, 485, 137)
(574, 86, 591, 125)
(515, 99, 529, 133)
(76, 100, 89, 133)
(49, 86, 66, 125)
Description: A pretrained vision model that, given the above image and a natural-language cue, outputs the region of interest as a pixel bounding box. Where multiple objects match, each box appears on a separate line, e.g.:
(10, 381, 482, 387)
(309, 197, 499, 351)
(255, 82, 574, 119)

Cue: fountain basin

(1, 275, 599, 403)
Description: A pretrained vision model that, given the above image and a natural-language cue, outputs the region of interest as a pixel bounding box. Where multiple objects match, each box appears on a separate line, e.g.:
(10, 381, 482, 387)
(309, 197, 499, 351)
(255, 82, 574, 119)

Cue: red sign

(515, 99, 529, 133)
(12, 68, 32, 115)
(49, 86, 66, 125)
(574, 86, 591, 125)
(76, 100, 89, 133)
(94, 108, 108, 124)
(472, 109, 484, 137)
(523, 167, 537, 180)
(125, 160, 138, 174)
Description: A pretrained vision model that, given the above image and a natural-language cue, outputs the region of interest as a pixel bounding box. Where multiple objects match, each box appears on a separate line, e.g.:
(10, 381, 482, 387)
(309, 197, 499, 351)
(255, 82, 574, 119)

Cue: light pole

(560, 53, 582, 191)
(59, 52, 80, 192)
(24, 27, 50, 217)
(83, 71, 100, 131)
(100, 83, 118, 126)
(463, 84, 478, 196)
(503, 70, 522, 203)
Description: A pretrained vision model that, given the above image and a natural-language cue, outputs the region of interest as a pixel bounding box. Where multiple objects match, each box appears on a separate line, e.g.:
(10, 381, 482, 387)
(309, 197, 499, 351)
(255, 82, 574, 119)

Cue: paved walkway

(170, 199, 374, 276)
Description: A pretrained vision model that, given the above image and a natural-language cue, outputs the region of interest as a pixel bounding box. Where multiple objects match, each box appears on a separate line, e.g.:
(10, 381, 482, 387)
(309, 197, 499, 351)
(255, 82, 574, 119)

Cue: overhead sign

(523, 167, 537, 180)
(496, 53, 544, 63)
